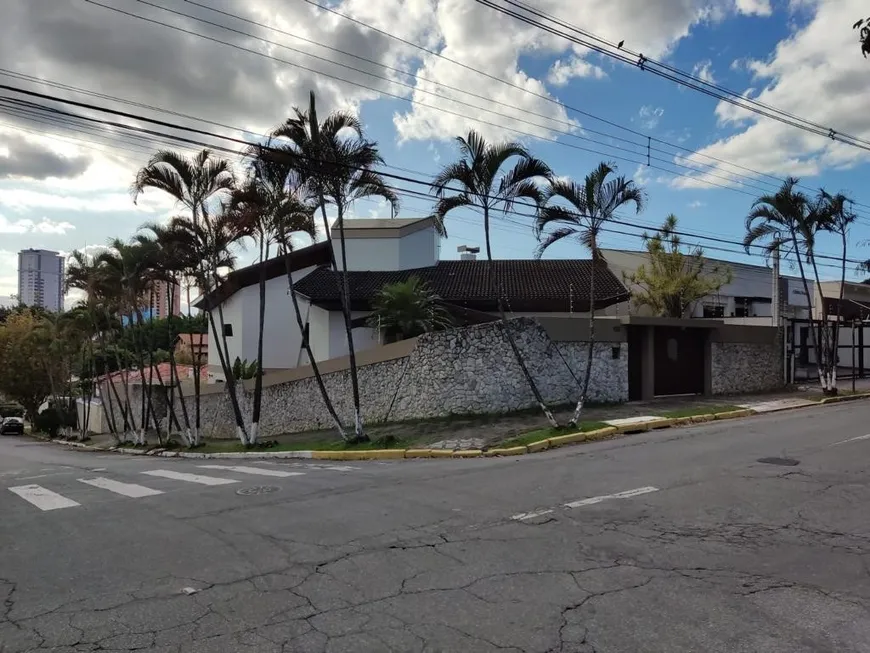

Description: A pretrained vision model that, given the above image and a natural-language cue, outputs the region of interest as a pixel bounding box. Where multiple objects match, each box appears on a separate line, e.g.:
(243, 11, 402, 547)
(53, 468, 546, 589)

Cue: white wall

(334, 225, 439, 272)
(207, 265, 317, 381)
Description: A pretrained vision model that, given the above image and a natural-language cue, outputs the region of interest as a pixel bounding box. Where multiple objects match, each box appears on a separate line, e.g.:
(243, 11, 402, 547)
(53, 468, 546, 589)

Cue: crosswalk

(5, 463, 350, 513)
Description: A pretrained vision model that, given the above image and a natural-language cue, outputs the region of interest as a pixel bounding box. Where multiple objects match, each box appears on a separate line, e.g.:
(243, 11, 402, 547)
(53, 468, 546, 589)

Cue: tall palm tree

(745, 178, 830, 392)
(232, 142, 349, 441)
(431, 130, 558, 427)
(132, 149, 249, 443)
(163, 208, 251, 444)
(137, 225, 194, 446)
(66, 250, 125, 441)
(271, 91, 399, 442)
(535, 163, 644, 426)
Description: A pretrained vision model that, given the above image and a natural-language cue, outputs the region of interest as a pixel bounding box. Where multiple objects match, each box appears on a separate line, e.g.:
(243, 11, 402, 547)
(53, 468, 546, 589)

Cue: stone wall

(154, 318, 628, 439)
(711, 337, 784, 395)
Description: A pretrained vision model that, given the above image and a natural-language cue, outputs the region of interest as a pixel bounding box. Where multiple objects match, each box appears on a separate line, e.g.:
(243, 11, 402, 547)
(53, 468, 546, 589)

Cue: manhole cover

(236, 485, 280, 496)
(757, 457, 800, 466)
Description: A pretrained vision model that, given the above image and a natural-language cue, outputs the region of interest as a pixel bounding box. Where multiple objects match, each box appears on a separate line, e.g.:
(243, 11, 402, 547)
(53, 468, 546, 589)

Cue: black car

(0, 417, 24, 435)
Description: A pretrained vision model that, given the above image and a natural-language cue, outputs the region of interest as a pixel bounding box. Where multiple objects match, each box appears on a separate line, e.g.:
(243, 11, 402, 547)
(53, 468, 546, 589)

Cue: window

(735, 305, 749, 318)
(223, 324, 234, 337)
(703, 304, 725, 318)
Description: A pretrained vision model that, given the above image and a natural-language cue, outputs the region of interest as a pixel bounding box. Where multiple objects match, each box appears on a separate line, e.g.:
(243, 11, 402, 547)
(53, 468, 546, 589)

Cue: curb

(26, 393, 869, 462)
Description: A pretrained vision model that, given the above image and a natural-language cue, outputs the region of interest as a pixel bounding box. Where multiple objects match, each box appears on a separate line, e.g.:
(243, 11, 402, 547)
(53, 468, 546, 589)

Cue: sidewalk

(58, 382, 865, 454)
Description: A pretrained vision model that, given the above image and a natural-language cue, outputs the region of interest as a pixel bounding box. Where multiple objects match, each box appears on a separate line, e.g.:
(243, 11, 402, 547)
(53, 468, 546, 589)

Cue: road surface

(2, 403, 870, 652)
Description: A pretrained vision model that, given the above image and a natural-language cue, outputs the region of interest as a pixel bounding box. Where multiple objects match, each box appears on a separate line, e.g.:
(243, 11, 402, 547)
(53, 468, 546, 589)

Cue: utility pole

(772, 241, 781, 327)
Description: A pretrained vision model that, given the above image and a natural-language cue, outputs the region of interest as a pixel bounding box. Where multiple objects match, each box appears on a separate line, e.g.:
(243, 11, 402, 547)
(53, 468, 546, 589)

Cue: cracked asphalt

(3, 402, 870, 652)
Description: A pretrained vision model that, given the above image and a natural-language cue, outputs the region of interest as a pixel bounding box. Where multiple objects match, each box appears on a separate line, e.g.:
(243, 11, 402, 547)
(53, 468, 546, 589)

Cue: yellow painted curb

(714, 409, 754, 420)
(614, 422, 650, 434)
(670, 416, 694, 426)
(453, 449, 482, 458)
(526, 439, 551, 453)
(427, 449, 455, 458)
(820, 392, 870, 405)
(691, 414, 715, 424)
(311, 450, 347, 460)
(648, 418, 674, 430)
(363, 449, 406, 460)
(584, 426, 618, 441)
(404, 449, 434, 459)
(549, 431, 587, 447)
(485, 446, 528, 457)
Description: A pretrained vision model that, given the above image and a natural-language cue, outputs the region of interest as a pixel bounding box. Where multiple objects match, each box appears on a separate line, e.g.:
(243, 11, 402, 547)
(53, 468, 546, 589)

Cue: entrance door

(654, 327, 705, 396)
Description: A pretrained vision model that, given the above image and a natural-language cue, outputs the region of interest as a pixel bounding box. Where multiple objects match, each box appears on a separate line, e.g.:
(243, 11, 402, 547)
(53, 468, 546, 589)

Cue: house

(174, 333, 208, 365)
(196, 216, 629, 381)
(602, 249, 815, 323)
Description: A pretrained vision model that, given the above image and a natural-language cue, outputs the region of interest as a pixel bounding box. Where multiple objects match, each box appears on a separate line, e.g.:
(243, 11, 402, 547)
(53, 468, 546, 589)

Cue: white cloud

(692, 59, 717, 84)
(0, 214, 75, 234)
(674, 0, 870, 189)
(637, 105, 665, 129)
(548, 57, 607, 86)
(688, 200, 706, 208)
(735, 0, 774, 16)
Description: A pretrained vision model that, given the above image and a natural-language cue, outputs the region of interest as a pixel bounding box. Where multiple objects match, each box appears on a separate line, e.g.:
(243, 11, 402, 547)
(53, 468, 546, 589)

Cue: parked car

(0, 416, 25, 435)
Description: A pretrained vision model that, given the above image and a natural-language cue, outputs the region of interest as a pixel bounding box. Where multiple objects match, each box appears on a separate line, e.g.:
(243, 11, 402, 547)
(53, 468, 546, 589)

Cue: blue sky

(1, 0, 868, 305)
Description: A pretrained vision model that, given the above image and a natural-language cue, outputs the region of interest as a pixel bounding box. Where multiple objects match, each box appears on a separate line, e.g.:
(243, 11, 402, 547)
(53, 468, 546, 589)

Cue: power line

(0, 86, 862, 270)
(475, 0, 870, 153)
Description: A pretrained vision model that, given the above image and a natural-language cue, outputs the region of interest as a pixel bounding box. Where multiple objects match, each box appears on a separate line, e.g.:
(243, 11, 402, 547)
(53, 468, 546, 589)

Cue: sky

(1, 0, 869, 308)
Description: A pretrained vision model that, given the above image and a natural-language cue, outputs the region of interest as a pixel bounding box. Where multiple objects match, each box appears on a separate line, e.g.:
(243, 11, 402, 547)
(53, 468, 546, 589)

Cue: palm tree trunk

(570, 260, 597, 427)
(91, 318, 121, 440)
(186, 283, 202, 445)
(203, 270, 249, 445)
(807, 249, 833, 393)
(166, 279, 193, 446)
(133, 307, 162, 446)
(250, 240, 268, 446)
(833, 231, 848, 394)
(790, 229, 826, 392)
(482, 207, 558, 428)
(281, 239, 348, 441)
(334, 203, 367, 441)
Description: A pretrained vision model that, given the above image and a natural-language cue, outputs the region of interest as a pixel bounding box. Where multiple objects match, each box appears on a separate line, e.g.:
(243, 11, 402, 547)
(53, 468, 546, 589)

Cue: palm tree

(66, 250, 126, 442)
(366, 277, 453, 342)
(431, 130, 558, 427)
(745, 178, 831, 392)
(535, 163, 643, 426)
(138, 224, 195, 446)
(271, 91, 399, 442)
(131, 149, 250, 443)
(232, 142, 349, 441)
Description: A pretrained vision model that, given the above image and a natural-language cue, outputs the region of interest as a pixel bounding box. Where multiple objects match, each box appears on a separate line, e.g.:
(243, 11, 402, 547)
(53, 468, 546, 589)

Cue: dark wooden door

(654, 327, 705, 396)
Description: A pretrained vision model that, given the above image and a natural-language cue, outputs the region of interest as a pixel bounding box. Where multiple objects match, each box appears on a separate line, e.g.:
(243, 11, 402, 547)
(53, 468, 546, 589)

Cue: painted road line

(78, 477, 164, 498)
(511, 509, 555, 521)
(831, 434, 870, 446)
(141, 470, 240, 486)
(564, 486, 660, 509)
(197, 465, 305, 478)
(9, 485, 80, 511)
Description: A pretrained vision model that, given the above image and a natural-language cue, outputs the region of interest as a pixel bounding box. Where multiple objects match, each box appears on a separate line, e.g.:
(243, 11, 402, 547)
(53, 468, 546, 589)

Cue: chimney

(457, 245, 480, 261)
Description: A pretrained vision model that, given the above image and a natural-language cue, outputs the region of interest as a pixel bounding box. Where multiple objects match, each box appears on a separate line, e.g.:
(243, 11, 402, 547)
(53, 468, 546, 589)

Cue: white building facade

(17, 248, 64, 312)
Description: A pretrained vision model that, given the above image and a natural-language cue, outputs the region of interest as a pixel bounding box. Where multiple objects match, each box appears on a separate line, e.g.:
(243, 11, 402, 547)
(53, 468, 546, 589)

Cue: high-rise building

(17, 249, 64, 312)
(144, 279, 182, 319)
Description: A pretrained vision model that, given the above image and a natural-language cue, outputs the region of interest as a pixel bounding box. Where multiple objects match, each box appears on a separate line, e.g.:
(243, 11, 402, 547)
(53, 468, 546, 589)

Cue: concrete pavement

(2, 403, 870, 651)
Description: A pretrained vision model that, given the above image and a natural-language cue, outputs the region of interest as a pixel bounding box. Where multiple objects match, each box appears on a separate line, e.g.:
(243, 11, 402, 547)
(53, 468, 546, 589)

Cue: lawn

(497, 421, 610, 450)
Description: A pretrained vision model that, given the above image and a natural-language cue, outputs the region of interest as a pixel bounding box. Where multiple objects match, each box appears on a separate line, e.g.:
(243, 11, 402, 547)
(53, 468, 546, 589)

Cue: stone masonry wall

(163, 318, 628, 439)
(711, 338, 784, 395)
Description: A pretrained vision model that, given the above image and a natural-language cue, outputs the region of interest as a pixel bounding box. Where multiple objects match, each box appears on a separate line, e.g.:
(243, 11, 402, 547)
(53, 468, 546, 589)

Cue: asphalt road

(2, 403, 870, 652)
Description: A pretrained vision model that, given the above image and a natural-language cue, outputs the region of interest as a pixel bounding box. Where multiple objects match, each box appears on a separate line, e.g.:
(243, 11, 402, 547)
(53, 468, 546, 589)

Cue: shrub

(0, 403, 25, 419)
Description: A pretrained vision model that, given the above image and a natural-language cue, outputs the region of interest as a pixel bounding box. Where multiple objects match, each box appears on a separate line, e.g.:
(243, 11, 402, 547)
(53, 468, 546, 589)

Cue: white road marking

(564, 486, 659, 509)
(9, 485, 80, 511)
(831, 433, 870, 446)
(197, 465, 304, 478)
(511, 509, 554, 521)
(141, 470, 239, 486)
(78, 477, 164, 498)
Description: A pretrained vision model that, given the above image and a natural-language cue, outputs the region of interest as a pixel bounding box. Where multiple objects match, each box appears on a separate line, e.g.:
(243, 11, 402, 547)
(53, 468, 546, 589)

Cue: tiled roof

(293, 260, 628, 312)
(97, 364, 207, 385)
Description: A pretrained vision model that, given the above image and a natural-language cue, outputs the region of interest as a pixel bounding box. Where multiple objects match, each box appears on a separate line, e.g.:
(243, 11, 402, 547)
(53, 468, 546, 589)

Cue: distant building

(17, 249, 64, 312)
(145, 280, 182, 319)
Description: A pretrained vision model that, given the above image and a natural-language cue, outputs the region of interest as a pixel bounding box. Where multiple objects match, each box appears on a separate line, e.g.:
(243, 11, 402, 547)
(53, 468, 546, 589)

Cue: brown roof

(175, 333, 208, 349)
(293, 260, 628, 313)
(194, 241, 332, 310)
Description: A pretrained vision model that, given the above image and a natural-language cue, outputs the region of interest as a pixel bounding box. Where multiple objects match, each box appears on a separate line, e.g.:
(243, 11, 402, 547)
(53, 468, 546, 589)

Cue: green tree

(272, 91, 399, 443)
(0, 310, 60, 420)
(367, 277, 453, 342)
(535, 163, 644, 427)
(431, 130, 558, 427)
(626, 215, 732, 318)
(853, 18, 870, 58)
